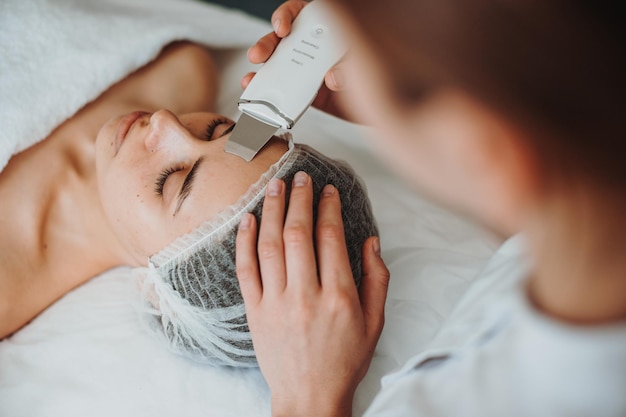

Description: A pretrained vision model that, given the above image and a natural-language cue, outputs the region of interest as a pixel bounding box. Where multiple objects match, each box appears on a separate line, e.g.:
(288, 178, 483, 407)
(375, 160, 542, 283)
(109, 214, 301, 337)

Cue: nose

(144, 109, 188, 152)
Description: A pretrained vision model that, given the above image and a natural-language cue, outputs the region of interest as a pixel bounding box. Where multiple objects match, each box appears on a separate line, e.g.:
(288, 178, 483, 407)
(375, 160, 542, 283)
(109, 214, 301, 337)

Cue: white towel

(0, 0, 269, 172)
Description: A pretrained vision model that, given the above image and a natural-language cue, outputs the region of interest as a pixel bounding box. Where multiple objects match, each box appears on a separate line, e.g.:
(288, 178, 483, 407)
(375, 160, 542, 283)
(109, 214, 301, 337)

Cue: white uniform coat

(365, 236, 626, 417)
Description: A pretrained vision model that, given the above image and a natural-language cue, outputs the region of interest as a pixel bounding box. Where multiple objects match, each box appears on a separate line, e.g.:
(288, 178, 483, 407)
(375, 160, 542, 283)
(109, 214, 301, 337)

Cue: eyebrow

(173, 157, 204, 216)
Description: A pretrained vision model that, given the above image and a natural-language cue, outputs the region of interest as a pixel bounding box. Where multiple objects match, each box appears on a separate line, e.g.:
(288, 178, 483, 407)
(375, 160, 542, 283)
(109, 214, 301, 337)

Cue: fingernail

(240, 213, 252, 230)
(330, 68, 344, 90)
(273, 19, 281, 33)
(293, 171, 309, 187)
(322, 184, 335, 197)
(267, 178, 283, 196)
(373, 237, 381, 257)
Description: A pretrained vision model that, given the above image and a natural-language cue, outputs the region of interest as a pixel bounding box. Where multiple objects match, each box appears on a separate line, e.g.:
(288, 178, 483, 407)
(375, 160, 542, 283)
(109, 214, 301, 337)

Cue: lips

(114, 111, 149, 155)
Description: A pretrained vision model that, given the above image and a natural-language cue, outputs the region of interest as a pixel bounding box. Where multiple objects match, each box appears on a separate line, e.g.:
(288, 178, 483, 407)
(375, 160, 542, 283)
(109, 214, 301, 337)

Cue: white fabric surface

(0, 0, 502, 416)
(0, 0, 269, 172)
(365, 236, 626, 417)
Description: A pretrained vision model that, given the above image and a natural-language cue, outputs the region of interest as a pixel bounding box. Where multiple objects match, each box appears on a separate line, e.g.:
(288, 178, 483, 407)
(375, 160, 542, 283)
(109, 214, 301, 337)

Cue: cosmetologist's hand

(236, 172, 389, 417)
(242, 0, 351, 121)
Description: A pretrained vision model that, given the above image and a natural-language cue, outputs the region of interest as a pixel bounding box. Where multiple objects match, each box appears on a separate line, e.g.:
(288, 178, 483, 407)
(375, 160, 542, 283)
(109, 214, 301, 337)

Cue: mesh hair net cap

(133, 137, 378, 367)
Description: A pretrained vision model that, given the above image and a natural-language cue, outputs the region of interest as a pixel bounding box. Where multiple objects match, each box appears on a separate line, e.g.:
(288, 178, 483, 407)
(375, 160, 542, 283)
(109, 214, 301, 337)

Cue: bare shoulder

(106, 41, 219, 113)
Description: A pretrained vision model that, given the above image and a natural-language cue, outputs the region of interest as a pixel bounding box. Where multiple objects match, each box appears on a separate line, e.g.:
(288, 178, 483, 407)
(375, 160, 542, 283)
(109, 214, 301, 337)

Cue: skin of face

(95, 109, 287, 266)
(338, 18, 534, 237)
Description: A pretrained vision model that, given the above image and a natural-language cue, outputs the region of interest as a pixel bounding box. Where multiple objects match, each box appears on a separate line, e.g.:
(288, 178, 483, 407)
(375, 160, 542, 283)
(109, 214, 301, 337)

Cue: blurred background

(201, 0, 285, 21)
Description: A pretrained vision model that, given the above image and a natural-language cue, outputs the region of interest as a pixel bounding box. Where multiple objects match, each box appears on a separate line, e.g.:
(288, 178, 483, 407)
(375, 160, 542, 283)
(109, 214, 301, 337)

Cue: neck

(0, 99, 138, 337)
(526, 183, 626, 325)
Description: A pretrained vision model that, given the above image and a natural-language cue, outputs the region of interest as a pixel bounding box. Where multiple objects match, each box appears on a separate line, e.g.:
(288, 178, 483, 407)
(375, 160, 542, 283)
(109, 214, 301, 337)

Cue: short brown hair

(336, 0, 625, 187)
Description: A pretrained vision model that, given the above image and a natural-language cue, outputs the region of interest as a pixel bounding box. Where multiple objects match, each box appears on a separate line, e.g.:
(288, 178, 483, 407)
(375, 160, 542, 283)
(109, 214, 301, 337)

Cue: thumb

(359, 237, 390, 340)
(324, 64, 346, 91)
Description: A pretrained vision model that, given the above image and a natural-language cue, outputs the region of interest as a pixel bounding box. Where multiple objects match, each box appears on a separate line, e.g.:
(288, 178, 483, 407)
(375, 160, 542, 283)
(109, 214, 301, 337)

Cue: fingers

(324, 64, 346, 92)
(236, 213, 262, 305)
(243, 64, 346, 95)
(244, 0, 349, 105)
(257, 178, 288, 294)
(238, 170, 369, 307)
(247, 31, 281, 64)
(241, 72, 254, 89)
(359, 237, 390, 340)
(271, 0, 309, 38)
(245, 0, 310, 66)
(283, 172, 319, 292)
(324, 55, 355, 93)
(246, 0, 309, 66)
(315, 184, 354, 290)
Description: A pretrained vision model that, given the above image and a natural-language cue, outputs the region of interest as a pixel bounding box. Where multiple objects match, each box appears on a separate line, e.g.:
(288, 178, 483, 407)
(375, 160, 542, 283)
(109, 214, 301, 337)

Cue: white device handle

(238, 0, 346, 129)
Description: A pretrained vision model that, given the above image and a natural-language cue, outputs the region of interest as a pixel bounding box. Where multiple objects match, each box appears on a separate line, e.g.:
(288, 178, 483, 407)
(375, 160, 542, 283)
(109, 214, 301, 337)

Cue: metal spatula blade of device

(225, 114, 280, 162)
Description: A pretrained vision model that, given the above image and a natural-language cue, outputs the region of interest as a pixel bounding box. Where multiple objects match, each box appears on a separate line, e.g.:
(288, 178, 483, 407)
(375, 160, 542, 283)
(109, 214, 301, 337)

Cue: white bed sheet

(0, 47, 502, 417)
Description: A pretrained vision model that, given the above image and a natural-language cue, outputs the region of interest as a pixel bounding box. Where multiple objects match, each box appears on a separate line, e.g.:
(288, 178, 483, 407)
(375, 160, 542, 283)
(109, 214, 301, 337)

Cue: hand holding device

(226, 0, 347, 161)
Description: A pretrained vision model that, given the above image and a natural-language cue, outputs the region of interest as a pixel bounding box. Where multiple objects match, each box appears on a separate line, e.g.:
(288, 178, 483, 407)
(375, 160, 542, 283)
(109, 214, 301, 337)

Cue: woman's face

(338, 16, 527, 235)
(95, 109, 287, 265)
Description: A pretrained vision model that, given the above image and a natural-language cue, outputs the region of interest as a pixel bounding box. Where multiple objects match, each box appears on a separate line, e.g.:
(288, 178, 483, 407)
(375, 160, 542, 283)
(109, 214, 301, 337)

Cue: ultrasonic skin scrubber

(225, 0, 346, 161)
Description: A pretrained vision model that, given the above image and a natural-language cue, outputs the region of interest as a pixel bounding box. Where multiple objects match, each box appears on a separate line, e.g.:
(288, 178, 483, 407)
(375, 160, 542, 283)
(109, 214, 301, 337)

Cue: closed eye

(154, 165, 184, 196)
(205, 118, 235, 141)
(173, 157, 204, 215)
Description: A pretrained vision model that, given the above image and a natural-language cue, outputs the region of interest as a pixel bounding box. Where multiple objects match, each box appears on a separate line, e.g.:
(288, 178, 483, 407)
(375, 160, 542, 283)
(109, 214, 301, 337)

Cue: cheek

(367, 122, 456, 202)
(342, 46, 397, 130)
(342, 45, 434, 171)
(346, 68, 491, 208)
(341, 52, 445, 192)
(97, 159, 171, 261)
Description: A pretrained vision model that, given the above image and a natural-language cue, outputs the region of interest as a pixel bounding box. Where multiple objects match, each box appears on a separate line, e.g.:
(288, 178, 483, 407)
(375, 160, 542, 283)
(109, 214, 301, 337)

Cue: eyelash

(205, 117, 231, 140)
(154, 119, 233, 197)
(154, 165, 184, 196)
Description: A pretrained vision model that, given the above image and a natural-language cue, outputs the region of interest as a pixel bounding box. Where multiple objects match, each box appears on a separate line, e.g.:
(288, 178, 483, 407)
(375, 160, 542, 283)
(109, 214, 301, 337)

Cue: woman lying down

(0, 42, 378, 366)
